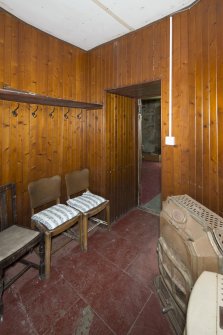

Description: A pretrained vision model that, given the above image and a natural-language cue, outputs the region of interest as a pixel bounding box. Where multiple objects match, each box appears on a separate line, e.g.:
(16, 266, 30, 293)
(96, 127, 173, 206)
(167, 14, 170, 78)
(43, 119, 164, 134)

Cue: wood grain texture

(88, 0, 223, 219)
(0, 12, 90, 226)
(1, 0, 223, 224)
(105, 93, 137, 219)
(217, 0, 223, 217)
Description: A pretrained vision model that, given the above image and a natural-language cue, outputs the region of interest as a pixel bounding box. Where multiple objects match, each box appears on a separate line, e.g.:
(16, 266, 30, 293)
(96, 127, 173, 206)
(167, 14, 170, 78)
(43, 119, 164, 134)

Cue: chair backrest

(65, 168, 89, 198)
(0, 183, 17, 231)
(28, 175, 61, 211)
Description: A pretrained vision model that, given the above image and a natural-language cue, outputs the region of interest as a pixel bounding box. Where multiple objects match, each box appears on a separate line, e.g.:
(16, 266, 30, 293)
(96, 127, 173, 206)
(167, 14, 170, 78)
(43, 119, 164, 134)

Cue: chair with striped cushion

(28, 175, 82, 278)
(65, 169, 110, 251)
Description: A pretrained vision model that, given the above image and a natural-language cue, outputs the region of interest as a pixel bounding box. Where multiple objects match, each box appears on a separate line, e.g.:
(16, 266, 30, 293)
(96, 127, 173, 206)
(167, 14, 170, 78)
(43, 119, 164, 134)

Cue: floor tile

(0, 287, 34, 335)
(126, 243, 159, 290)
(128, 293, 173, 335)
(140, 161, 161, 204)
(22, 277, 80, 334)
(59, 248, 121, 293)
(113, 209, 159, 249)
(0, 206, 175, 335)
(113, 209, 159, 235)
(89, 229, 140, 270)
(82, 271, 152, 335)
(13, 267, 62, 307)
(45, 299, 115, 335)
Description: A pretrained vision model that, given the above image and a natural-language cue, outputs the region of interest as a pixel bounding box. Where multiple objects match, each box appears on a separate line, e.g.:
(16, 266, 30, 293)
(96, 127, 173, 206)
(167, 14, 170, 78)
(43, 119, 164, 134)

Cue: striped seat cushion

(31, 204, 80, 230)
(67, 191, 106, 213)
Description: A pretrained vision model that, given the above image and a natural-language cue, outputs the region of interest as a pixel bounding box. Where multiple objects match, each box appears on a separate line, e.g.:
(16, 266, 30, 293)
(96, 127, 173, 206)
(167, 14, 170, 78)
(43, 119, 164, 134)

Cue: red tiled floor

(0, 288, 34, 335)
(112, 209, 160, 250)
(140, 161, 161, 204)
(87, 273, 150, 335)
(58, 250, 122, 295)
(128, 293, 174, 335)
(89, 229, 141, 270)
(126, 242, 159, 290)
(21, 277, 80, 334)
(0, 208, 173, 335)
(45, 299, 115, 335)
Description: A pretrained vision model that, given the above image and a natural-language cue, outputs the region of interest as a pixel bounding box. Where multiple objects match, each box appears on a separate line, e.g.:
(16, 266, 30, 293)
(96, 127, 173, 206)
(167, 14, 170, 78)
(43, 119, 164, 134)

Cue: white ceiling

(0, 0, 196, 51)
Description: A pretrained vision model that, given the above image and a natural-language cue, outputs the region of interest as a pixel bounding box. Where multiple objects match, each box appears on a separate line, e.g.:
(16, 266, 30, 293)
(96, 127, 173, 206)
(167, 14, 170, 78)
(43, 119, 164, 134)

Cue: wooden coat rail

(0, 86, 103, 110)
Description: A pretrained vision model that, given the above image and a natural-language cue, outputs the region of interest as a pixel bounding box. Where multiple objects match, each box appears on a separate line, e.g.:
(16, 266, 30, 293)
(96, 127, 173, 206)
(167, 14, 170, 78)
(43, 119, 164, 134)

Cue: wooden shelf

(0, 87, 102, 110)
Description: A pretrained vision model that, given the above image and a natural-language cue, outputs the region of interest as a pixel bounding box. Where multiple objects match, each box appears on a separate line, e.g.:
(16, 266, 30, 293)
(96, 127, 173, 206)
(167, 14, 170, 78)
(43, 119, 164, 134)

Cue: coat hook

(77, 112, 82, 119)
(49, 107, 55, 119)
(64, 109, 69, 120)
(11, 103, 20, 117)
(32, 105, 39, 118)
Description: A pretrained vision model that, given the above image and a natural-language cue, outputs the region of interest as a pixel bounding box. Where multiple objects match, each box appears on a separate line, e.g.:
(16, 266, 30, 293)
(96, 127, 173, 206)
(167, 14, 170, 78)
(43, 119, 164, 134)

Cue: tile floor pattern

(0, 208, 174, 335)
(140, 161, 161, 205)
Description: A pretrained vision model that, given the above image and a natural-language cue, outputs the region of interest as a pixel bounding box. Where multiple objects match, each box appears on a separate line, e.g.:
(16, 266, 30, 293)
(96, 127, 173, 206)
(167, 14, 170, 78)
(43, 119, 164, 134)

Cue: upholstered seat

(0, 225, 40, 261)
(31, 204, 80, 230)
(65, 169, 110, 251)
(67, 191, 106, 213)
(0, 183, 45, 321)
(28, 175, 82, 279)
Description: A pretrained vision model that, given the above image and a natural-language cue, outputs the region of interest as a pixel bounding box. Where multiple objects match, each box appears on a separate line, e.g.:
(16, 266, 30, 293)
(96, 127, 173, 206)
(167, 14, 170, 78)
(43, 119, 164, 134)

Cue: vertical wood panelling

(153, 22, 162, 79)
(105, 93, 136, 219)
(141, 27, 154, 82)
(194, 3, 203, 203)
(208, 1, 218, 212)
(160, 18, 173, 199)
(86, 108, 105, 195)
(1, 0, 223, 224)
(88, 0, 223, 219)
(89, 18, 166, 220)
(201, 1, 210, 206)
(0, 12, 88, 226)
(188, 8, 196, 199)
(179, 13, 190, 195)
(172, 14, 182, 196)
(17, 104, 28, 224)
(217, 0, 223, 217)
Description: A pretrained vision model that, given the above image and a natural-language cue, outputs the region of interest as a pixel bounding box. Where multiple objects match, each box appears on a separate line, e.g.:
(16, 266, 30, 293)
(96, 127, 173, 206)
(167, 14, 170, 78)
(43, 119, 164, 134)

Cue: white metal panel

(99, 0, 195, 28)
(0, 0, 129, 50)
(0, 0, 197, 50)
(185, 271, 223, 335)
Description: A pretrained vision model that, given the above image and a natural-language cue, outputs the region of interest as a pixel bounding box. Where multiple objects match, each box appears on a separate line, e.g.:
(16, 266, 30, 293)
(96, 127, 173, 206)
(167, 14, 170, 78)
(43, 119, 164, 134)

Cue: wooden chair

(0, 183, 45, 321)
(28, 175, 82, 279)
(65, 168, 110, 251)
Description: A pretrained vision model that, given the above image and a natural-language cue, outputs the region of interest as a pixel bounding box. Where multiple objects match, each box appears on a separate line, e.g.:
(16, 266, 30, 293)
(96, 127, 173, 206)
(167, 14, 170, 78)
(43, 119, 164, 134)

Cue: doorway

(107, 80, 162, 215)
(139, 98, 161, 215)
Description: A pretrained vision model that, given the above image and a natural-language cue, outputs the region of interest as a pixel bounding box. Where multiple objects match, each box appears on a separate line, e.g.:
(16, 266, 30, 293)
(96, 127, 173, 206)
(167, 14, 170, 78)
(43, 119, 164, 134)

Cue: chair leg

(39, 233, 45, 280)
(78, 216, 82, 249)
(82, 215, 88, 252)
(0, 268, 4, 322)
(44, 232, 52, 279)
(106, 203, 111, 231)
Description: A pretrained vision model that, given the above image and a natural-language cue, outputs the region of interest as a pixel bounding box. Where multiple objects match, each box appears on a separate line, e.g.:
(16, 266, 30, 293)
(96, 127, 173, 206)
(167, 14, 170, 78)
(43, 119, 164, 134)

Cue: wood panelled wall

(105, 94, 137, 219)
(88, 0, 223, 218)
(1, 0, 223, 225)
(0, 12, 93, 225)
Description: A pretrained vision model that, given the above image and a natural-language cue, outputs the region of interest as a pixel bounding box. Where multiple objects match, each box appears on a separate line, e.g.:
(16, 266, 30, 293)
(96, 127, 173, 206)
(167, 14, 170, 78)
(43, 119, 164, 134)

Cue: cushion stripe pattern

(31, 204, 79, 230)
(67, 191, 106, 213)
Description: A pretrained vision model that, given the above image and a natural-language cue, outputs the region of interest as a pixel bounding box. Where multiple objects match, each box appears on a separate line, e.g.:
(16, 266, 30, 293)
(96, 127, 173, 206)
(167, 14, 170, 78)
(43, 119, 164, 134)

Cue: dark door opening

(107, 80, 162, 215)
(139, 98, 161, 215)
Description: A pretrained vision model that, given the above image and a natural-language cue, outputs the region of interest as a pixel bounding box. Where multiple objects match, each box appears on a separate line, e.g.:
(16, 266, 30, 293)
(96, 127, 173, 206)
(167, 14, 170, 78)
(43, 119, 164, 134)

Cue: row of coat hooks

(11, 104, 82, 120)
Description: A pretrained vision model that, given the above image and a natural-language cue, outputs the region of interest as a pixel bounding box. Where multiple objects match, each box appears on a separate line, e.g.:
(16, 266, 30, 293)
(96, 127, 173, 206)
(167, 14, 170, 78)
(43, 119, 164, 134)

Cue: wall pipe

(165, 16, 175, 146)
